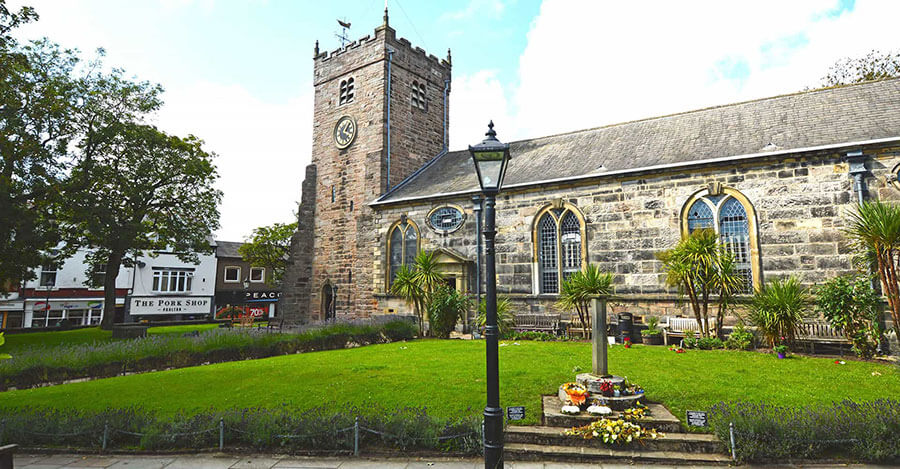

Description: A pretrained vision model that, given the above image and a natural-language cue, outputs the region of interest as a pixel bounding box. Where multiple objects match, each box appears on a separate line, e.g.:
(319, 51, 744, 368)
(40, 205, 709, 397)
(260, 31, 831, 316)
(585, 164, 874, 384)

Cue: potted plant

(773, 344, 788, 359)
(623, 337, 632, 348)
(599, 380, 614, 397)
(641, 317, 663, 345)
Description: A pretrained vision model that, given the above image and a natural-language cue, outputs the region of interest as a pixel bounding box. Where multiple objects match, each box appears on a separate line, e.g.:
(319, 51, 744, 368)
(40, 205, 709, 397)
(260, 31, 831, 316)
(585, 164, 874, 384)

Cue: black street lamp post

(469, 121, 511, 469)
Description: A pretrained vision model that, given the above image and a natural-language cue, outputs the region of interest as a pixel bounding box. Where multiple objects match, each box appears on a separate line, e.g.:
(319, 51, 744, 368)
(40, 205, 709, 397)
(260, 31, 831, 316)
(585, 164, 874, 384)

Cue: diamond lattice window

(536, 207, 584, 294)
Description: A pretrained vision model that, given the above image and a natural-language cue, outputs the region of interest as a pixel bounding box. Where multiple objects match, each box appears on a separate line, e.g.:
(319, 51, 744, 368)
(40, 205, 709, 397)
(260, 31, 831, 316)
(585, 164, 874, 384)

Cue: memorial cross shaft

(591, 297, 610, 377)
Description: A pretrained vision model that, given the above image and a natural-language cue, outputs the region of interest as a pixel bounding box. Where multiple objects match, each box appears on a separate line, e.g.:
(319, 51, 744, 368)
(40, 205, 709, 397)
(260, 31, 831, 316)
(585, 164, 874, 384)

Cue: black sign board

(506, 406, 525, 421)
(686, 410, 708, 427)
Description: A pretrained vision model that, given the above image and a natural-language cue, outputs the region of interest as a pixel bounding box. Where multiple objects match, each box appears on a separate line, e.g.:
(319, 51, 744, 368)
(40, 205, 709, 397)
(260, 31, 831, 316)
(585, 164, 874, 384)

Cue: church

(278, 11, 900, 326)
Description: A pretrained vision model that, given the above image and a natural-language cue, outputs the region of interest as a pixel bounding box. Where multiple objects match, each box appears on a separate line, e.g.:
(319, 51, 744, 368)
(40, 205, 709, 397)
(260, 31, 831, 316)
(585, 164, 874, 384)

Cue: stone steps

(506, 425, 725, 454)
(541, 396, 682, 433)
(505, 442, 733, 465)
(501, 395, 732, 465)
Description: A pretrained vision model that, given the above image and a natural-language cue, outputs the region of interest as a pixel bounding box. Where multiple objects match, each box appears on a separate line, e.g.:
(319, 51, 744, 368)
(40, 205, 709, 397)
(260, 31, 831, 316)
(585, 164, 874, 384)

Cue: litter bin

(617, 312, 633, 344)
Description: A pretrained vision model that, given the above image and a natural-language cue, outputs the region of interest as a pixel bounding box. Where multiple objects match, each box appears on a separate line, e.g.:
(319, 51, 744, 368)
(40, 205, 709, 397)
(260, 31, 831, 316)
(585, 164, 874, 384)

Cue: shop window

(152, 269, 194, 293)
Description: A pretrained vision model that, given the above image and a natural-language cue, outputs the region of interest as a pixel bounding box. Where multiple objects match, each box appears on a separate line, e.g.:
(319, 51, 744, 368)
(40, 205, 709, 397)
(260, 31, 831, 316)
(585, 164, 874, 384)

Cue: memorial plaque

(506, 406, 525, 421)
(686, 410, 708, 427)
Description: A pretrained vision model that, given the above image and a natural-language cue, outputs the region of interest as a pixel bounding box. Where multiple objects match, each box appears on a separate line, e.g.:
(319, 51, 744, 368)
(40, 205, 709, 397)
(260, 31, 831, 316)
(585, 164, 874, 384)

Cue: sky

(9, 0, 899, 241)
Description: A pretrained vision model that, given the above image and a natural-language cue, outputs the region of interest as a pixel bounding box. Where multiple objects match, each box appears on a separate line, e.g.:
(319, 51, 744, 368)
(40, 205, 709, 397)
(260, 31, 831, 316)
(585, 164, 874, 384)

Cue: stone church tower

(280, 10, 452, 323)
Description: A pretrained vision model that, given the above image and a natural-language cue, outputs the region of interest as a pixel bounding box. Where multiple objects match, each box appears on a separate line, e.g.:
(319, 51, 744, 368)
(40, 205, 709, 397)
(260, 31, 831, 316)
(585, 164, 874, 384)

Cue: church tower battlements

(280, 10, 452, 323)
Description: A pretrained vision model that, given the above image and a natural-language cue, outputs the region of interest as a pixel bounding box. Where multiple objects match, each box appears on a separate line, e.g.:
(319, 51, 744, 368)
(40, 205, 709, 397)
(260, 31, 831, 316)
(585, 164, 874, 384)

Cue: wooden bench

(796, 320, 849, 354)
(233, 315, 255, 328)
(264, 316, 285, 332)
(513, 314, 561, 334)
(0, 443, 17, 469)
(662, 317, 716, 345)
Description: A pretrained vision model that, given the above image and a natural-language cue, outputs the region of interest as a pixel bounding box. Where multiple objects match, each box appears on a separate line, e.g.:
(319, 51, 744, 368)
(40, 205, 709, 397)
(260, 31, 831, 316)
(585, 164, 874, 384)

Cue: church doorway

(322, 284, 335, 321)
(443, 277, 456, 291)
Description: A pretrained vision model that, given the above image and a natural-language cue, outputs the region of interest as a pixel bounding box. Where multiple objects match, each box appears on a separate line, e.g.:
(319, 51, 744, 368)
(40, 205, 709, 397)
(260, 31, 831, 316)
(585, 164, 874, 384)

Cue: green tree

(238, 221, 297, 287)
(63, 123, 221, 329)
(657, 229, 741, 338)
(0, 3, 78, 286)
(821, 49, 900, 87)
(844, 201, 900, 343)
(816, 275, 882, 358)
(0, 332, 10, 360)
(748, 276, 811, 348)
(557, 264, 613, 330)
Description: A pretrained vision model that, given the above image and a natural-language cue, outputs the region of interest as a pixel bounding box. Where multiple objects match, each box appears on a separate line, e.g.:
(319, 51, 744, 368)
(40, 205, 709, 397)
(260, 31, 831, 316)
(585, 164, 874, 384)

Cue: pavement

(11, 454, 900, 469)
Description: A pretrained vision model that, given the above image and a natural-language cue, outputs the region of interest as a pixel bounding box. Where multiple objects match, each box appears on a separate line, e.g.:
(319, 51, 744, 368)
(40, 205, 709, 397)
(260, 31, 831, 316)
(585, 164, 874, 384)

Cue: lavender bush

(0, 405, 481, 454)
(709, 400, 900, 462)
(0, 320, 417, 390)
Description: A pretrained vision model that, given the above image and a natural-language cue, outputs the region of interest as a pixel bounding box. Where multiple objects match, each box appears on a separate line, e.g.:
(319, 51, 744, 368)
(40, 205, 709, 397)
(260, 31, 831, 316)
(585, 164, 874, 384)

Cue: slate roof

(215, 241, 244, 258)
(375, 78, 900, 205)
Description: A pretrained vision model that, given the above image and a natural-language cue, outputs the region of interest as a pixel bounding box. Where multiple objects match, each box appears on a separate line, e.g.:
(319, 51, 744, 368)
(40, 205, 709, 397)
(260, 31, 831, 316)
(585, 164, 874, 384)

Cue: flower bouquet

(587, 403, 613, 416)
(598, 380, 614, 397)
(622, 402, 651, 421)
(624, 337, 632, 348)
(565, 418, 663, 445)
(562, 382, 589, 407)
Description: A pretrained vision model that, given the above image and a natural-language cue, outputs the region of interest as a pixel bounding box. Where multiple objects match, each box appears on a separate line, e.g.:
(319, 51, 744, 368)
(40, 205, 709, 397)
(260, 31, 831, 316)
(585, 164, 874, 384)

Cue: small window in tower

(339, 77, 354, 105)
(331, 186, 335, 203)
(349, 200, 354, 211)
(411, 81, 427, 110)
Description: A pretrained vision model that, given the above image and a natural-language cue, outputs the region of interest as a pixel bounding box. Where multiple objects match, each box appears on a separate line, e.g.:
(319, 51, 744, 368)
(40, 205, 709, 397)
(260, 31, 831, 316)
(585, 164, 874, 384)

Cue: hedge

(709, 400, 900, 463)
(0, 320, 418, 391)
(0, 405, 481, 454)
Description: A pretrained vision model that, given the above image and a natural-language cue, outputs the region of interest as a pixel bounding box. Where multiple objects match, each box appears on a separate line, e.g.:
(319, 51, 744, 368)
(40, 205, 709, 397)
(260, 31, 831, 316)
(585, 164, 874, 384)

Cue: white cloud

(506, 0, 900, 139)
(156, 83, 312, 241)
(449, 70, 514, 149)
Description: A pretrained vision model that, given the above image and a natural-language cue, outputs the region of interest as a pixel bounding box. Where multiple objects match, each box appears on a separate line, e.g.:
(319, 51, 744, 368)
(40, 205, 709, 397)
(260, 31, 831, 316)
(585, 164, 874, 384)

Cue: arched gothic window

(683, 189, 760, 293)
(387, 219, 419, 288)
(533, 204, 586, 294)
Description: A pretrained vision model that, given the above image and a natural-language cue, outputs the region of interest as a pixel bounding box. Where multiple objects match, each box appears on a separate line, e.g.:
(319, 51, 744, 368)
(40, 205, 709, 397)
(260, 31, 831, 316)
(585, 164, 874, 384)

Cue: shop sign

(245, 290, 281, 302)
(130, 297, 211, 315)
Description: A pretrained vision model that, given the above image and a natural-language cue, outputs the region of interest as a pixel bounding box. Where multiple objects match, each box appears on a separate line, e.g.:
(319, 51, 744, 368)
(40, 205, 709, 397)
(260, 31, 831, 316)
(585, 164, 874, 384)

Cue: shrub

(557, 264, 614, 330)
(503, 331, 563, 341)
(476, 296, 515, 337)
(725, 323, 755, 350)
(684, 336, 724, 350)
(816, 275, 883, 358)
(748, 276, 811, 348)
(709, 400, 900, 462)
(427, 286, 470, 338)
(641, 316, 662, 337)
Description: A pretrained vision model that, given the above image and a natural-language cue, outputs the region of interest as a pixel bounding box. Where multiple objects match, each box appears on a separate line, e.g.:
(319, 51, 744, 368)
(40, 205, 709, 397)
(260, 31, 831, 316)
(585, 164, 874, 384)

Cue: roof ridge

(487, 76, 900, 148)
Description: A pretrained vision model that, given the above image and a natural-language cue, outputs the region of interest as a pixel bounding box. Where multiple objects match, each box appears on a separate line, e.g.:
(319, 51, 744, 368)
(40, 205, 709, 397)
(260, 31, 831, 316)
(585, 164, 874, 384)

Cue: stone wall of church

(369, 144, 900, 323)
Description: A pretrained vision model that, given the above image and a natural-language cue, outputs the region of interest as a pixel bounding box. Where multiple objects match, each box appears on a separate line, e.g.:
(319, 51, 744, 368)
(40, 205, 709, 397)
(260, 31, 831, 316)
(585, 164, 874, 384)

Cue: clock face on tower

(333, 115, 357, 149)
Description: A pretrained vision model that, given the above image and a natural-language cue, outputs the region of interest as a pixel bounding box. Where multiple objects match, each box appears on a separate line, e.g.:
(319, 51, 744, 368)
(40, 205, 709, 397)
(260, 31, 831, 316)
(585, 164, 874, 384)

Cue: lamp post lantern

(469, 121, 511, 469)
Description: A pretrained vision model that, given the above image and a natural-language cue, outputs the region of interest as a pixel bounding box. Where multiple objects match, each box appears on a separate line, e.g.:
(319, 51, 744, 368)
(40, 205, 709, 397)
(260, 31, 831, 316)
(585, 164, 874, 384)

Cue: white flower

(587, 405, 612, 415)
(561, 405, 580, 415)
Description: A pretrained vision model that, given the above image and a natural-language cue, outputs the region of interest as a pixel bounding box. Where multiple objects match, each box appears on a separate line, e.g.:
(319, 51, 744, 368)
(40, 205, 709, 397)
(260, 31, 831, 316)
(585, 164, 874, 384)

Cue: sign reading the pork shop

(130, 297, 211, 315)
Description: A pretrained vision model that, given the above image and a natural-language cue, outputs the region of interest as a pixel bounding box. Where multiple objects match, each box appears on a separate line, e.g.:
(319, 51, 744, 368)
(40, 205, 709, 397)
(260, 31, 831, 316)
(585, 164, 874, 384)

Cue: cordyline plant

(391, 250, 444, 336)
(557, 264, 614, 330)
(845, 201, 899, 341)
(657, 229, 744, 338)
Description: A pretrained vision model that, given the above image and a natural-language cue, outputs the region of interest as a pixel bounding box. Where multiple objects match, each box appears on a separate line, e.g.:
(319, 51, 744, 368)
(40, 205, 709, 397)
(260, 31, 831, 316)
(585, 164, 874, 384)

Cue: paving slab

(66, 456, 122, 467)
(229, 458, 282, 469)
(14, 455, 51, 466)
(333, 460, 409, 468)
(106, 457, 177, 469)
(163, 456, 241, 469)
(32, 456, 81, 466)
(405, 461, 479, 469)
(271, 458, 340, 468)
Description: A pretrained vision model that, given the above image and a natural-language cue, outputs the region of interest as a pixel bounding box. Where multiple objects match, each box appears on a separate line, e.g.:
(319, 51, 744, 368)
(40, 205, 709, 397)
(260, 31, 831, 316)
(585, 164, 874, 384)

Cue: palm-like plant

(712, 250, 745, 338)
(557, 264, 614, 329)
(657, 229, 721, 338)
(748, 276, 811, 348)
(845, 201, 900, 340)
(390, 251, 445, 336)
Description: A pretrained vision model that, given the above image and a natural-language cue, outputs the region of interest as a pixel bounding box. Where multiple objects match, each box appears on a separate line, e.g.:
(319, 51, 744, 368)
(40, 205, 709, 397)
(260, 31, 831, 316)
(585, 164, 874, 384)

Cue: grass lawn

(2, 324, 221, 352)
(0, 340, 897, 426)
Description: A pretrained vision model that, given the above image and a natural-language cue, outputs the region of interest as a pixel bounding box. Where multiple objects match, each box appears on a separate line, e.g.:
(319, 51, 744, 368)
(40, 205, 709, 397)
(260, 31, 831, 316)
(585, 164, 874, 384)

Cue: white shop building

(126, 246, 217, 321)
